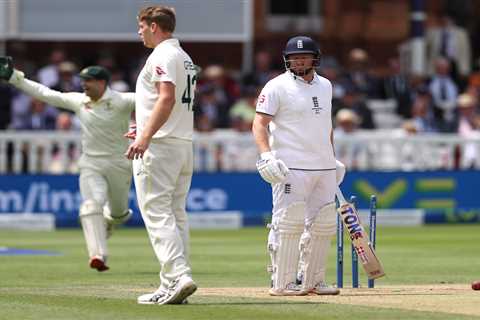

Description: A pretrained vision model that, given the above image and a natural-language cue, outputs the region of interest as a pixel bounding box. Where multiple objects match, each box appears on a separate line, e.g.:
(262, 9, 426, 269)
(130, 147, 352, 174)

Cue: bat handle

(335, 186, 347, 204)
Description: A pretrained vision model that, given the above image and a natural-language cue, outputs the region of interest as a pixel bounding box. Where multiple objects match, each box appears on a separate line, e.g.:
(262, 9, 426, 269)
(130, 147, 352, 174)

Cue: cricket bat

(336, 186, 385, 280)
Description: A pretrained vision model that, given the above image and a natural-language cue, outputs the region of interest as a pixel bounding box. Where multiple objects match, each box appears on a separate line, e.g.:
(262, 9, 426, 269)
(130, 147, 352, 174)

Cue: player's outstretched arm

(0, 56, 80, 113)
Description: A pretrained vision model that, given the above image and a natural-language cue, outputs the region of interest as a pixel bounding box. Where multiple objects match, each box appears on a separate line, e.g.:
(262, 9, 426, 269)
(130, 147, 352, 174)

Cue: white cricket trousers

(78, 155, 132, 216)
(133, 138, 193, 291)
(271, 169, 336, 225)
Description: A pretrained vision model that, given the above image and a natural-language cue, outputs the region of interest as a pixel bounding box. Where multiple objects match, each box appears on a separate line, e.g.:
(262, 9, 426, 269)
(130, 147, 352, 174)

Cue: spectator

(319, 56, 350, 113)
(428, 57, 458, 131)
(335, 84, 375, 129)
(345, 48, 380, 98)
(334, 109, 360, 135)
(333, 109, 363, 170)
(11, 98, 58, 130)
(466, 58, 480, 99)
(109, 68, 130, 92)
(201, 64, 240, 106)
(51, 61, 82, 93)
(56, 111, 73, 131)
(229, 86, 257, 132)
(320, 56, 348, 100)
(456, 93, 480, 168)
(49, 112, 79, 174)
(37, 49, 66, 87)
(382, 57, 412, 118)
(194, 84, 230, 130)
(410, 92, 439, 133)
(242, 50, 277, 87)
(426, 13, 471, 82)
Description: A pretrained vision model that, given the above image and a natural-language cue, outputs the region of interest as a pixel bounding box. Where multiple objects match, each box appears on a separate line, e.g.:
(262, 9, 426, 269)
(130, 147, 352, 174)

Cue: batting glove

(0, 56, 13, 81)
(256, 152, 289, 184)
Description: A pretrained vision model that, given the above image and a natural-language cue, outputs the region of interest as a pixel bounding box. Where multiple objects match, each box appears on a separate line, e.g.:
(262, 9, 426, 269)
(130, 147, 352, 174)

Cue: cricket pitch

(198, 284, 480, 316)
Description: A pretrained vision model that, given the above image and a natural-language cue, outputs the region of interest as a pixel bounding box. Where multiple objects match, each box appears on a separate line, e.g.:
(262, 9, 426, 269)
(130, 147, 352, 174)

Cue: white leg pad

(103, 207, 133, 225)
(268, 202, 305, 293)
(299, 202, 337, 291)
(80, 200, 108, 259)
(103, 208, 133, 239)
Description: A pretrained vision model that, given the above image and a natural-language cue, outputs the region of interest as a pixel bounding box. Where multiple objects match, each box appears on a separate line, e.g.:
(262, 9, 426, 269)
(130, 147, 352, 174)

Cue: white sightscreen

(4, 0, 252, 42)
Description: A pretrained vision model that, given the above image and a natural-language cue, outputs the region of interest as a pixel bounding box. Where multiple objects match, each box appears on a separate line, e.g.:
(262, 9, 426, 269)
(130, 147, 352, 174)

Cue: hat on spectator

(457, 93, 477, 108)
(336, 109, 360, 125)
(349, 48, 368, 63)
(58, 61, 76, 73)
(204, 65, 225, 79)
(79, 65, 111, 82)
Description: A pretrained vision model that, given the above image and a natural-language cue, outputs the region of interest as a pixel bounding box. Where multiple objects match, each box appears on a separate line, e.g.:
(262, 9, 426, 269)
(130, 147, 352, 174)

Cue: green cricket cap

(79, 66, 110, 82)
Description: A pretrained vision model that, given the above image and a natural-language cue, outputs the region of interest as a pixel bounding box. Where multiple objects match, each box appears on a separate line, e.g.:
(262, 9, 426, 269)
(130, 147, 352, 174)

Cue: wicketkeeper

(252, 36, 345, 296)
(0, 56, 135, 272)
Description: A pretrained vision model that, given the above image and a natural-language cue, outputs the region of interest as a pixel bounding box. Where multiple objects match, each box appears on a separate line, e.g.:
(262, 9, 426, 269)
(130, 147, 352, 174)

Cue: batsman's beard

(292, 67, 314, 77)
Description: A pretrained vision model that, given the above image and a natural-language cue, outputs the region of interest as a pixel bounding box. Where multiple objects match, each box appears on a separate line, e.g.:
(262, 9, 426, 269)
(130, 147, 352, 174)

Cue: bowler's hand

(124, 124, 136, 140)
(125, 135, 150, 160)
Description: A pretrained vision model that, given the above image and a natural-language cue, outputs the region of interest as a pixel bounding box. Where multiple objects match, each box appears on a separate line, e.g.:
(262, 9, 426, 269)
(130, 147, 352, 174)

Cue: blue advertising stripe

(0, 170, 479, 227)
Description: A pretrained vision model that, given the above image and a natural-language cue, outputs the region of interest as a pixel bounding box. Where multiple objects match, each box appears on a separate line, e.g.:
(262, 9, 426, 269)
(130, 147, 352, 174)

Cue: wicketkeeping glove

(0, 56, 13, 81)
(256, 152, 289, 184)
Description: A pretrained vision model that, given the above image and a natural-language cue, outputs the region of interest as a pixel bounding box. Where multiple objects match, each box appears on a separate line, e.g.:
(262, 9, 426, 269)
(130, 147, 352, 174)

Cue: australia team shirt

(135, 38, 196, 141)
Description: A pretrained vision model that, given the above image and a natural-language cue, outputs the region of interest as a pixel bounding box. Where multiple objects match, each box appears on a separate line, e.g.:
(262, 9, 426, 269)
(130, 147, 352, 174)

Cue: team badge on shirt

(311, 96, 322, 114)
(258, 94, 265, 104)
(155, 66, 166, 76)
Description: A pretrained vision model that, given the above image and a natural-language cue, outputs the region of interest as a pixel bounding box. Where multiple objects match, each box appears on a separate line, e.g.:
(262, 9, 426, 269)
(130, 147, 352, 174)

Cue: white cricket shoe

(269, 282, 308, 296)
(137, 275, 197, 305)
(137, 288, 167, 305)
(310, 281, 340, 295)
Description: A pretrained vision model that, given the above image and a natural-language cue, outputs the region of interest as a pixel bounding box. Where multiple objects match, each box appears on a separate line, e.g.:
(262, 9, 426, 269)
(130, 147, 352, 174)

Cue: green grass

(0, 225, 479, 319)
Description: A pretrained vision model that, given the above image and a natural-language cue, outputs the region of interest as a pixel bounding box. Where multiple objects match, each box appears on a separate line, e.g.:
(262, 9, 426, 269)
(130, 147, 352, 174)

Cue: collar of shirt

(287, 70, 318, 85)
(156, 38, 180, 50)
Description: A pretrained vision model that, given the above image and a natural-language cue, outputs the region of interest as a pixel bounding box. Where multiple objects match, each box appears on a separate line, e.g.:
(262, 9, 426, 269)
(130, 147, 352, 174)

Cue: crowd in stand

(1, 14, 480, 141)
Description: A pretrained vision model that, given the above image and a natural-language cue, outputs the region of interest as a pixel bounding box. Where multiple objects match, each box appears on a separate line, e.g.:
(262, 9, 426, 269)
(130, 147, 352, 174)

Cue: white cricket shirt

(256, 71, 336, 170)
(135, 38, 196, 141)
(9, 70, 135, 158)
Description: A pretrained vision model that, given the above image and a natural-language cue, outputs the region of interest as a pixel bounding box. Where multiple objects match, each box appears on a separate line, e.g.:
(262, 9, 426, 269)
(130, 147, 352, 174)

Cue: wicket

(336, 194, 377, 288)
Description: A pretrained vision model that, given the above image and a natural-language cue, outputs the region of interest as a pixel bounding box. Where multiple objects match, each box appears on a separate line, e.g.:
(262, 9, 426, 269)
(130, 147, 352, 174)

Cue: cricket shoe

(309, 281, 340, 295)
(137, 288, 168, 305)
(138, 275, 197, 305)
(89, 256, 109, 272)
(269, 282, 308, 296)
(137, 289, 189, 305)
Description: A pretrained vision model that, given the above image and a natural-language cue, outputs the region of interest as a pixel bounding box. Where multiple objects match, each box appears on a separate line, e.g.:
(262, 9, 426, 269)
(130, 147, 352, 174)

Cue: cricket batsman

(252, 36, 342, 296)
(0, 57, 135, 272)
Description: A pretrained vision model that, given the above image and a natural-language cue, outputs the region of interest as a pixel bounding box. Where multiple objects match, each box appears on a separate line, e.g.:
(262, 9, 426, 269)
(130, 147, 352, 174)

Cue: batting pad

(80, 200, 108, 259)
(103, 207, 132, 225)
(268, 202, 305, 291)
(299, 202, 336, 290)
